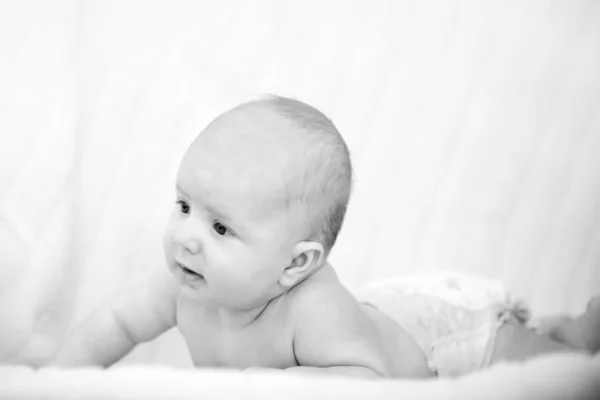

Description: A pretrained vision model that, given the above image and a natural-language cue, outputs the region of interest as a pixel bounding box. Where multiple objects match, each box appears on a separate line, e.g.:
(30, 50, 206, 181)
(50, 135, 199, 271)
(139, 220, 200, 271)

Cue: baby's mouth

(177, 262, 204, 280)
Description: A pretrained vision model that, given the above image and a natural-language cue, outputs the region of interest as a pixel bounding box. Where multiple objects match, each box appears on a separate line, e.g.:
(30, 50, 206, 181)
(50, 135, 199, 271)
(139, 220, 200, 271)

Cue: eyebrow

(176, 184, 189, 198)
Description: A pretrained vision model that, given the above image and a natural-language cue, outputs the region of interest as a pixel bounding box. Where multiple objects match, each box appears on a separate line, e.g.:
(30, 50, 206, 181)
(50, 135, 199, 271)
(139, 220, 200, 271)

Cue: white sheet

(1, 353, 599, 400)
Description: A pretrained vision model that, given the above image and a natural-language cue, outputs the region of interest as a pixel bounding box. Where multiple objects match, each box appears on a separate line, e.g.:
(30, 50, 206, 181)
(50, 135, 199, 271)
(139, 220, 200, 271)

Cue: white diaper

(356, 271, 529, 377)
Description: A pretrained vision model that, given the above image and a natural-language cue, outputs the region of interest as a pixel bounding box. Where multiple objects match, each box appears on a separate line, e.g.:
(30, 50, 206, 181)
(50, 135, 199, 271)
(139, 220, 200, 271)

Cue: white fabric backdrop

(1, 0, 599, 367)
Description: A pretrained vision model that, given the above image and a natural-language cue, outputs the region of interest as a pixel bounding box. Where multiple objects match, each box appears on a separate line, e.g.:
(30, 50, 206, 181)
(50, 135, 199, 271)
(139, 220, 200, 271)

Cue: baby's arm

(288, 283, 390, 378)
(52, 270, 178, 367)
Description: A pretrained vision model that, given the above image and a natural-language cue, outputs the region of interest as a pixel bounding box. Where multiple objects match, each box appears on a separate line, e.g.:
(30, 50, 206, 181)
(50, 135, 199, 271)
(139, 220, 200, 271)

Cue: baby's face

(163, 131, 300, 309)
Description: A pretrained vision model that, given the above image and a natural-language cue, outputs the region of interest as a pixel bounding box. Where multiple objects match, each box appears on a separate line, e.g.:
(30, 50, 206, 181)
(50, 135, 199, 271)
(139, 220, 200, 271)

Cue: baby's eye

(212, 222, 230, 236)
(176, 199, 190, 215)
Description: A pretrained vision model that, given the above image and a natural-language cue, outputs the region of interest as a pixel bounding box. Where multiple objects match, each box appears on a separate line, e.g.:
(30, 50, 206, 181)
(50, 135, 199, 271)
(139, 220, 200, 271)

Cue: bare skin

(177, 263, 432, 378)
(552, 297, 600, 354)
(53, 262, 433, 378)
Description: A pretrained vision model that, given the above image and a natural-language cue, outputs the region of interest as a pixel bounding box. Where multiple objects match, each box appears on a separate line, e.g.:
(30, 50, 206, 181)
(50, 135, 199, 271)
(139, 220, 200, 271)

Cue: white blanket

(1, 353, 599, 400)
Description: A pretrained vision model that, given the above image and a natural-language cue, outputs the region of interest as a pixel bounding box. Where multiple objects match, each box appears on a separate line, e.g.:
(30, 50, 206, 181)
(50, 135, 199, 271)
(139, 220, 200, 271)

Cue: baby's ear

(279, 241, 325, 288)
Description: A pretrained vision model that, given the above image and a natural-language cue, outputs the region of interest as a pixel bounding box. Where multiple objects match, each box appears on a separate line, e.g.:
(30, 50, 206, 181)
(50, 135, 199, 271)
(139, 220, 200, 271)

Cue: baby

(52, 95, 599, 378)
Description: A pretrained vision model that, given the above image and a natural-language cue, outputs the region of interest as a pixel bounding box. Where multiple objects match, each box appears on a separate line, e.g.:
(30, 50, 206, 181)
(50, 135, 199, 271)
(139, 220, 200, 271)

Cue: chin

(179, 283, 209, 302)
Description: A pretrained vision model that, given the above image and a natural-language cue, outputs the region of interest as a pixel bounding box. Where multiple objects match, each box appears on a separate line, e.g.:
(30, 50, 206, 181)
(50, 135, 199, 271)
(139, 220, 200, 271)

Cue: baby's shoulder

(285, 263, 358, 318)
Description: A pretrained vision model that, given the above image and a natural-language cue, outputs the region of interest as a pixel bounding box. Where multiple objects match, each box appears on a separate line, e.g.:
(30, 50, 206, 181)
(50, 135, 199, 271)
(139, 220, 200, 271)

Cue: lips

(176, 261, 204, 280)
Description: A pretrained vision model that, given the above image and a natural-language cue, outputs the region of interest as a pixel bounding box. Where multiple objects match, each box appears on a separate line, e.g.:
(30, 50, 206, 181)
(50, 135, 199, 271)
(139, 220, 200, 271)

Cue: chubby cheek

(225, 253, 281, 288)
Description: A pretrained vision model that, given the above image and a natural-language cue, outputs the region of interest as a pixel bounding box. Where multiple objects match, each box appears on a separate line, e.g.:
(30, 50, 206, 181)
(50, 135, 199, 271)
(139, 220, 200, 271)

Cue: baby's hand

(18, 333, 59, 369)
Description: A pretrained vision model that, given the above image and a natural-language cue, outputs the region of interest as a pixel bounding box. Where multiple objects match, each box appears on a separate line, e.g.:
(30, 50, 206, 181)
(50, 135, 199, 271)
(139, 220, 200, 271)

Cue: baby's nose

(183, 237, 201, 254)
(176, 222, 202, 255)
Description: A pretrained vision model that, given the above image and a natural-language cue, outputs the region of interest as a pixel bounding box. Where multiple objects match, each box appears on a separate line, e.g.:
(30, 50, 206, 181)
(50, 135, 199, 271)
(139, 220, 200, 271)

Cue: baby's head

(163, 95, 352, 308)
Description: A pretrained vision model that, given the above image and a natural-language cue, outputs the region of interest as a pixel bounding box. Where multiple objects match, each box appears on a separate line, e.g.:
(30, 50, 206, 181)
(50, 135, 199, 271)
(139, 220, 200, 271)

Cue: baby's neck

(210, 298, 277, 330)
